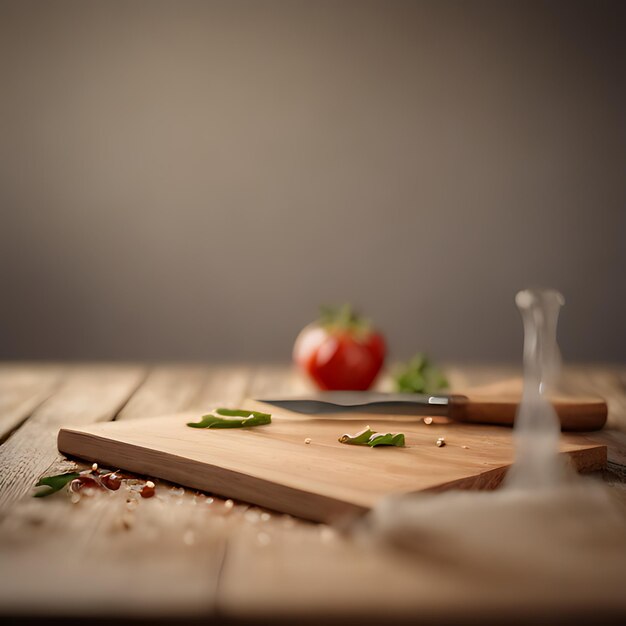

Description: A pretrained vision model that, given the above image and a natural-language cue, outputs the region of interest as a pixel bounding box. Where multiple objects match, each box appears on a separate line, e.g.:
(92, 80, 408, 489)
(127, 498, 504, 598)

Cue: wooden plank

(446, 365, 626, 467)
(216, 486, 626, 621)
(116, 363, 212, 420)
(587, 366, 625, 431)
(0, 363, 623, 621)
(558, 365, 626, 468)
(0, 488, 229, 617)
(57, 403, 606, 524)
(190, 364, 257, 410)
(0, 364, 145, 508)
(443, 363, 520, 390)
(0, 363, 64, 441)
(216, 365, 626, 621)
(0, 364, 255, 617)
(248, 363, 311, 397)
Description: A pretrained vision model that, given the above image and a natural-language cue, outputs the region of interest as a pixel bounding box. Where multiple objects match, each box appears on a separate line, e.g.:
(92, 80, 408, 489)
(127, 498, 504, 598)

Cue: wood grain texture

(0, 364, 145, 508)
(0, 363, 63, 441)
(555, 365, 626, 468)
(443, 367, 625, 466)
(214, 371, 626, 622)
(115, 364, 211, 420)
(565, 366, 626, 431)
(0, 363, 624, 622)
(58, 402, 606, 523)
(0, 364, 254, 617)
(216, 488, 626, 621)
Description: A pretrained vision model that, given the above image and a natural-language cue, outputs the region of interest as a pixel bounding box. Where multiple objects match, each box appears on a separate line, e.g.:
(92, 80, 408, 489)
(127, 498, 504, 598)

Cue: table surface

(1, 362, 625, 623)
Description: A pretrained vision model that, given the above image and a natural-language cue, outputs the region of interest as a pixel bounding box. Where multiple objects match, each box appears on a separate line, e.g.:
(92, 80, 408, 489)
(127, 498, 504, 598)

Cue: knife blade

(256, 391, 451, 416)
(255, 390, 607, 431)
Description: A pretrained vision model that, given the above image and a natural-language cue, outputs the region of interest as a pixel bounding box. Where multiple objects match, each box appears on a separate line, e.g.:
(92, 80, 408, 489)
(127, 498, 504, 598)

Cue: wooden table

(1, 362, 625, 623)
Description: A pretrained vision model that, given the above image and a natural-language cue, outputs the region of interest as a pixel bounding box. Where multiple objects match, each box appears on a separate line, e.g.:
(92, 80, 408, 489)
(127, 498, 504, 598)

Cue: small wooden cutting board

(57, 401, 606, 523)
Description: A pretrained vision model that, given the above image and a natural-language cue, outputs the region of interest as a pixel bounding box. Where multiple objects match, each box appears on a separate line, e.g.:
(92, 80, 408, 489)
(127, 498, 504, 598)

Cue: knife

(256, 391, 607, 431)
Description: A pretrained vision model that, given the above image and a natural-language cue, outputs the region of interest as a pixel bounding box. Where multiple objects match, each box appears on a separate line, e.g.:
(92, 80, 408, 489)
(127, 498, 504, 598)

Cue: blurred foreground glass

(509, 288, 566, 488)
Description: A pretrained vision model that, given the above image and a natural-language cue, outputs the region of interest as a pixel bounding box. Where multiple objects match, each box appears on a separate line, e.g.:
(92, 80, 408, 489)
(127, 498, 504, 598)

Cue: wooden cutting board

(57, 401, 606, 523)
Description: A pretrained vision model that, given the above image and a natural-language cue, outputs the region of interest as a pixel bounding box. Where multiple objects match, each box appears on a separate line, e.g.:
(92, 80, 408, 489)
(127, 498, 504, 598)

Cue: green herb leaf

(338, 426, 377, 445)
(33, 472, 80, 497)
(393, 352, 448, 394)
(187, 408, 272, 429)
(367, 432, 405, 447)
(339, 427, 405, 448)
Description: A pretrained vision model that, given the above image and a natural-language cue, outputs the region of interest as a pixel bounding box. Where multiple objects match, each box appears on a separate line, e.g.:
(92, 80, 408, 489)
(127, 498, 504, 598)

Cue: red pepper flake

(69, 475, 104, 492)
(140, 480, 156, 498)
(100, 471, 123, 491)
(35, 466, 161, 500)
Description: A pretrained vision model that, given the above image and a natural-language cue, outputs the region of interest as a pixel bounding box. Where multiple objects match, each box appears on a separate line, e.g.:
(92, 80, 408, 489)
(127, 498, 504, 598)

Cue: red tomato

(293, 306, 386, 390)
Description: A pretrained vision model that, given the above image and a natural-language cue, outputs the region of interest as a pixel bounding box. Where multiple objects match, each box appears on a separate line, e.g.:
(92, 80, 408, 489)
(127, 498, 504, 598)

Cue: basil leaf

(338, 426, 376, 445)
(393, 352, 448, 394)
(214, 408, 271, 419)
(367, 432, 405, 447)
(187, 408, 272, 429)
(33, 472, 80, 497)
(339, 427, 405, 447)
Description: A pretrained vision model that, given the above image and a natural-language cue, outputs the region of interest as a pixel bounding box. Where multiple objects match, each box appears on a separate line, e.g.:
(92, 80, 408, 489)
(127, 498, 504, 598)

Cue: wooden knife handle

(448, 393, 608, 431)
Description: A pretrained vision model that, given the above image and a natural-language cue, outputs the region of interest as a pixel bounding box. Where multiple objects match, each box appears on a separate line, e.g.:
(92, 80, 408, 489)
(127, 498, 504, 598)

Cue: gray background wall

(1, 0, 624, 363)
